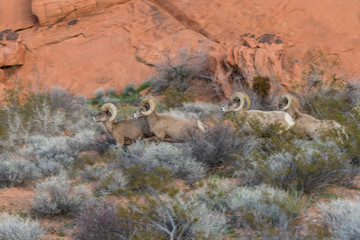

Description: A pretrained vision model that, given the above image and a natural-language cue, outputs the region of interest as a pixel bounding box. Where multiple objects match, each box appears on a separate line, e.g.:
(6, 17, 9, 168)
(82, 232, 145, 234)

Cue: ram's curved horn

(229, 92, 245, 112)
(291, 96, 300, 109)
(279, 94, 293, 110)
(140, 96, 157, 116)
(241, 92, 251, 110)
(101, 103, 117, 121)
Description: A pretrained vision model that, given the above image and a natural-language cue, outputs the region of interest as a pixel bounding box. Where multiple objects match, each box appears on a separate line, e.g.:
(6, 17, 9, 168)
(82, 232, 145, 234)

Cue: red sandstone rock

(210, 35, 291, 96)
(0, 43, 26, 67)
(0, 0, 36, 31)
(0, 70, 5, 83)
(0, 30, 26, 67)
(31, 0, 131, 26)
(1, 0, 360, 99)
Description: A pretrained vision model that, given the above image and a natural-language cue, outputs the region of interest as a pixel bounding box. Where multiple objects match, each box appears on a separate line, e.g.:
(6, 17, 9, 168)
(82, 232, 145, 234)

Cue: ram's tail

(198, 120, 209, 133)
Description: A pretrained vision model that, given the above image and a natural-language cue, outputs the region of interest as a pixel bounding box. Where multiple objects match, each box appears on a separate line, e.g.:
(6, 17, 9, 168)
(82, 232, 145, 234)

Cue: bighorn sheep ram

(278, 94, 347, 139)
(221, 92, 295, 132)
(133, 96, 207, 142)
(92, 103, 153, 146)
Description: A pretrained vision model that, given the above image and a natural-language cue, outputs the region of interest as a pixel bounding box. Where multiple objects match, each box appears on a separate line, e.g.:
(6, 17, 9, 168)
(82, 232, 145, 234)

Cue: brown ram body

(278, 94, 347, 139)
(133, 96, 206, 142)
(92, 103, 153, 146)
(221, 92, 295, 132)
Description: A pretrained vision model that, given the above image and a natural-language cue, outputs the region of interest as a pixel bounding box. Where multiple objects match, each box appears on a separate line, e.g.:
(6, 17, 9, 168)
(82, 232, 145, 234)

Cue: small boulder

(0, 29, 26, 67)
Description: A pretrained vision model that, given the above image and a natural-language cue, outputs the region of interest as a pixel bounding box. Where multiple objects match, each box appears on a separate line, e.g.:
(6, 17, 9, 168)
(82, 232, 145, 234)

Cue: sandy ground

(0, 174, 359, 239)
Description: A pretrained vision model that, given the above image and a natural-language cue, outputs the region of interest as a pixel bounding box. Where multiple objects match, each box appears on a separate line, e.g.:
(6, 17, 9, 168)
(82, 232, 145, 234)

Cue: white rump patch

(198, 120, 206, 132)
(285, 113, 295, 127)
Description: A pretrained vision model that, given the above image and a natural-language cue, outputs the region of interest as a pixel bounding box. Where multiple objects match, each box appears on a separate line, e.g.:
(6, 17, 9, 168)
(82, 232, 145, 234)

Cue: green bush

(148, 50, 210, 107)
(234, 136, 358, 193)
(122, 83, 138, 96)
(295, 81, 360, 166)
(0, 86, 87, 151)
(186, 123, 250, 168)
(114, 141, 206, 185)
(75, 200, 132, 240)
(119, 194, 226, 240)
(193, 176, 234, 212)
(120, 165, 175, 195)
(252, 75, 272, 108)
(0, 214, 43, 240)
(0, 159, 41, 187)
(33, 172, 91, 216)
(98, 169, 128, 194)
(164, 101, 220, 121)
(318, 198, 360, 240)
(225, 185, 302, 238)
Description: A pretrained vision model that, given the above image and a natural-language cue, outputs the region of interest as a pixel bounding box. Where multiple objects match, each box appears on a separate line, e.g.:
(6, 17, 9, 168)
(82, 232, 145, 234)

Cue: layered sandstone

(0, 0, 360, 98)
(31, 0, 131, 26)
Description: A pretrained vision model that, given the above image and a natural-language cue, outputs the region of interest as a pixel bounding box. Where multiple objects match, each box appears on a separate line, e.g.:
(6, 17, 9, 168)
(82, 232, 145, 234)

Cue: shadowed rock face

(1, 0, 360, 98)
(209, 34, 290, 97)
(0, 29, 26, 83)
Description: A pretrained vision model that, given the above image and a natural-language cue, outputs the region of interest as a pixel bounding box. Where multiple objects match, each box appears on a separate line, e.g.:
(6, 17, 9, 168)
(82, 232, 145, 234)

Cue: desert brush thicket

(1, 52, 360, 239)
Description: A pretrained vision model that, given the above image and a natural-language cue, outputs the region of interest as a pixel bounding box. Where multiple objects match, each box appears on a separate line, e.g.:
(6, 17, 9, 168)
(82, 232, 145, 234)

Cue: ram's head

(221, 92, 250, 113)
(92, 103, 117, 122)
(278, 94, 299, 110)
(133, 96, 156, 119)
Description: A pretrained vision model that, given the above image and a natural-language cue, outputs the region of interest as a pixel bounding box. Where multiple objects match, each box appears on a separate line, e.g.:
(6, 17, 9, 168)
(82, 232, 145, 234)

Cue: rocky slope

(1, 0, 360, 97)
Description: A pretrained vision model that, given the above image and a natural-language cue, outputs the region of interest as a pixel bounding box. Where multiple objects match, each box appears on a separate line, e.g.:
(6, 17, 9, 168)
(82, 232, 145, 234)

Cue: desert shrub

(82, 165, 130, 195)
(345, 80, 360, 107)
(75, 200, 134, 240)
(35, 159, 63, 177)
(186, 123, 251, 168)
(82, 164, 109, 181)
(149, 49, 210, 107)
(90, 134, 117, 155)
(148, 198, 226, 239)
(303, 87, 350, 123)
(226, 185, 302, 237)
(33, 172, 91, 216)
(299, 83, 360, 165)
(122, 165, 175, 194)
(121, 194, 226, 240)
(0, 214, 43, 240)
(122, 83, 138, 96)
(318, 198, 360, 240)
(49, 87, 87, 115)
(193, 176, 234, 212)
(142, 143, 206, 183)
(77, 193, 226, 240)
(164, 101, 221, 121)
(115, 141, 206, 183)
(112, 139, 145, 162)
(96, 95, 120, 106)
(0, 86, 89, 152)
(235, 138, 358, 193)
(252, 75, 273, 108)
(252, 76, 271, 99)
(341, 108, 360, 166)
(0, 159, 41, 187)
(21, 130, 96, 176)
(90, 86, 143, 107)
(94, 88, 105, 99)
(99, 169, 128, 194)
(226, 72, 279, 111)
(106, 87, 117, 96)
(96, 142, 173, 194)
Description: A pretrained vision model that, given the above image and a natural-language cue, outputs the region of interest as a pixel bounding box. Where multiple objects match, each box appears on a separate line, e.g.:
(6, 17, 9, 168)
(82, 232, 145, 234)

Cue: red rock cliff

(1, 0, 359, 98)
